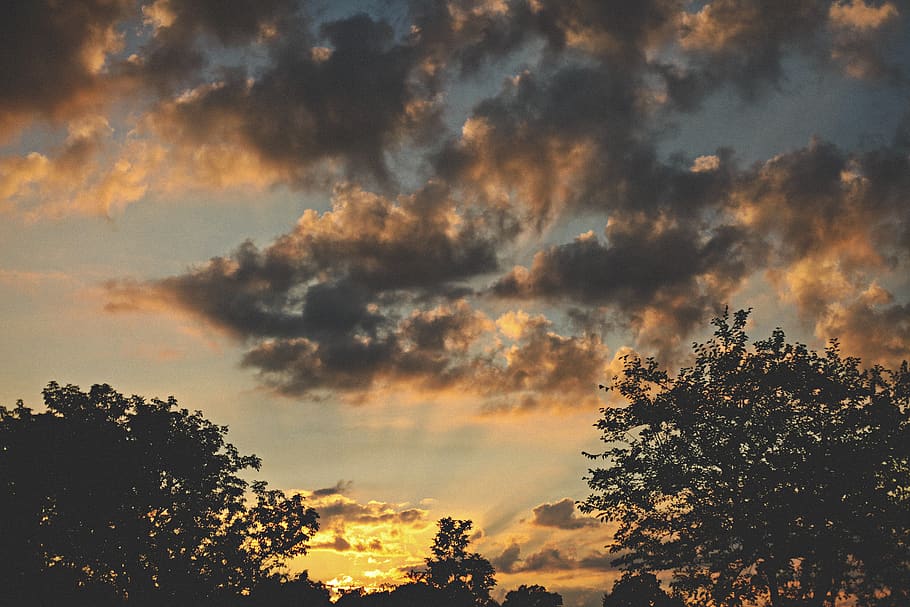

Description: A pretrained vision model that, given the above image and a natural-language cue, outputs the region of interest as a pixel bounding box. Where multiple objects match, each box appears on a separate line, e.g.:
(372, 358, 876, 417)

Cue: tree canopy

(582, 309, 910, 607)
(602, 574, 683, 607)
(501, 584, 563, 607)
(413, 517, 497, 607)
(0, 382, 319, 606)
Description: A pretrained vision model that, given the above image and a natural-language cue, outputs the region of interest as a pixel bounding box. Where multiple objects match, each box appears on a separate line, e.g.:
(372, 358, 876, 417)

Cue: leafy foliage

(413, 517, 497, 607)
(602, 574, 683, 607)
(0, 382, 319, 606)
(502, 584, 563, 607)
(582, 309, 910, 606)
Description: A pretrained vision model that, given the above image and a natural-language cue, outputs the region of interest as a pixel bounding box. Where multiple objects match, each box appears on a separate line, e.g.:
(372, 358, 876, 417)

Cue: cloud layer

(3, 0, 909, 402)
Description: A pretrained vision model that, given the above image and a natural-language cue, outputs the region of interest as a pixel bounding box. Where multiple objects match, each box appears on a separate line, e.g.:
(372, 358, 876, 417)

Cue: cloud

(144, 12, 441, 185)
(492, 224, 748, 306)
(492, 542, 523, 573)
(240, 299, 494, 397)
(492, 543, 615, 573)
(828, 0, 903, 80)
(0, 116, 157, 218)
(314, 498, 428, 529)
(105, 183, 500, 333)
(302, 491, 433, 564)
(434, 64, 648, 226)
(676, 0, 832, 98)
(0, 0, 132, 138)
(525, 0, 678, 61)
(815, 283, 910, 365)
(490, 220, 751, 359)
(103, 176, 618, 410)
(311, 535, 354, 552)
(67, 3, 910, 411)
(476, 312, 612, 412)
(124, 0, 299, 92)
(731, 139, 910, 319)
(312, 480, 354, 498)
(529, 498, 598, 529)
(830, 0, 900, 31)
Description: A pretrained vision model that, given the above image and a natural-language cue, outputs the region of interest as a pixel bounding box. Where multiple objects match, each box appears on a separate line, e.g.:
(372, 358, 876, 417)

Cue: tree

(581, 309, 910, 607)
(602, 574, 683, 607)
(245, 571, 332, 607)
(0, 382, 319, 606)
(413, 517, 497, 607)
(501, 584, 563, 607)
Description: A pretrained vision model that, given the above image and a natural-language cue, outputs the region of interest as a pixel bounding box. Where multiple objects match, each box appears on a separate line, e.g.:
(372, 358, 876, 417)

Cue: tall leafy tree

(602, 574, 683, 607)
(0, 382, 319, 606)
(502, 584, 563, 607)
(582, 310, 910, 607)
(414, 517, 497, 607)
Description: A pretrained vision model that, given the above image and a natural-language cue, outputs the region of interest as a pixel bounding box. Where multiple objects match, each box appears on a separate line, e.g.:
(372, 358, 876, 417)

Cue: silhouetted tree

(336, 583, 457, 607)
(245, 571, 331, 607)
(582, 309, 910, 607)
(501, 584, 563, 607)
(412, 517, 497, 607)
(602, 574, 683, 607)
(0, 382, 319, 606)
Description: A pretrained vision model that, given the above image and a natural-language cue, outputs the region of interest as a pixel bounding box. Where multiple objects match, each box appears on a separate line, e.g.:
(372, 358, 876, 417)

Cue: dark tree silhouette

(245, 571, 331, 607)
(0, 382, 319, 606)
(602, 574, 683, 607)
(582, 310, 910, 607)
(335, 582, 459, 607)
(412, 517, 497, 607)
(501, 584, 563, 607)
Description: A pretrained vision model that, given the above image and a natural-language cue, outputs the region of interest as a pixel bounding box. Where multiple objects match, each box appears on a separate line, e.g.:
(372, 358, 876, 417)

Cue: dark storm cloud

(106, 184, 499, 337)
(674, 0, 832, 99)
(408, 0, 534, 76)
(490, 220, 755, 352)
(492, 543, 522, 574)
(529, 498, 598, 529)
(492, 543, 615, 573)
(311, 480, 354, 497)
(240, 300, 490, 396)
(828, 0, 905, 81)
(149, 11, 441, 183)
(433, 64, 647, 224)
(128, 0, 299, 90)
(525, 0, 678, 61)
(0, 0, 132, 134)
(410, 0, 678, 75)
(432, 55, 744, 233)
(314, 497, 428, 527)
(152, 0, 297, 45)
(311, 535, 353, 552)
(492, 225, 752, 306)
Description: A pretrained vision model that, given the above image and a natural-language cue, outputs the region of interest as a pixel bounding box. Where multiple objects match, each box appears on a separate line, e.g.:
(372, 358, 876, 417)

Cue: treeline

(0, 382, 578, 607)
(4, 310, 910, 606)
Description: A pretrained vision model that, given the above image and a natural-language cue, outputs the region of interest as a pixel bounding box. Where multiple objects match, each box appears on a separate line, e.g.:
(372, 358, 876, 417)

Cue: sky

(2, 1, 910, 605)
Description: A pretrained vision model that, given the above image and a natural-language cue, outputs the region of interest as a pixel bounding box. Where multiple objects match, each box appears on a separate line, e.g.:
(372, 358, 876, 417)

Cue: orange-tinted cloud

(829, 0, 903, 79)
(529, 498, 598, 529)
(815, 283, 910, 365)
(0, 116, 158, 218)
(0, 0, 133, 140)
